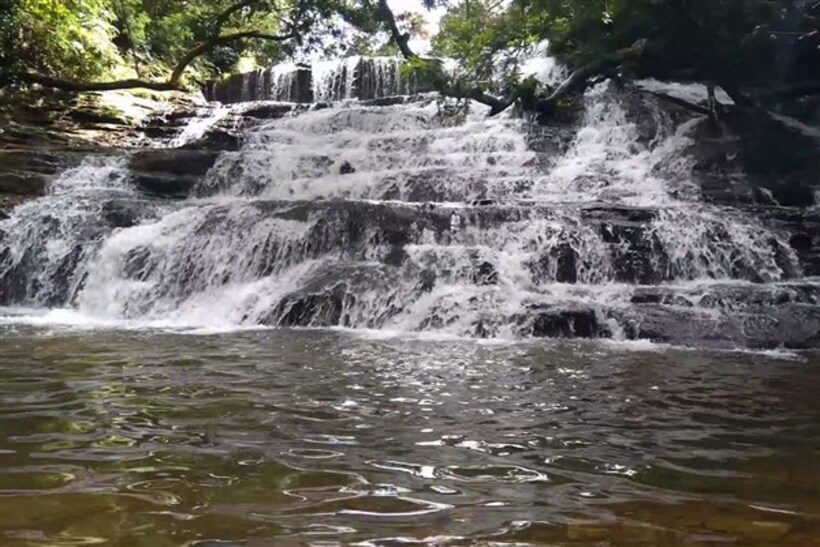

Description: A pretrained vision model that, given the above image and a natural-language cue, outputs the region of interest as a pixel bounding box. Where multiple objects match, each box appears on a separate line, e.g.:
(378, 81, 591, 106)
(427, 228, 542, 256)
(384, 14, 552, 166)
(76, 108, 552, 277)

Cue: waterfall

(1, 78, 817, 348)
(206, 56, 427, 104)
(0, 157, 135, 306)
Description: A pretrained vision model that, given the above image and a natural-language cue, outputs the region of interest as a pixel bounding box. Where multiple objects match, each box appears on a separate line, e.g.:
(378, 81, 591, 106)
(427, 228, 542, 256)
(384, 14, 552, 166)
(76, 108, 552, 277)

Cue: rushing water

(2, 84, 816, 347)
(1, 327, 819, 545)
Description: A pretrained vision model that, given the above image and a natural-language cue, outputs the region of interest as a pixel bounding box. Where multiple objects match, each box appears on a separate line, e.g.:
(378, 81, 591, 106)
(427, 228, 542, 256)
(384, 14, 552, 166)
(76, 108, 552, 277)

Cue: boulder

(525, 306, 607, 338)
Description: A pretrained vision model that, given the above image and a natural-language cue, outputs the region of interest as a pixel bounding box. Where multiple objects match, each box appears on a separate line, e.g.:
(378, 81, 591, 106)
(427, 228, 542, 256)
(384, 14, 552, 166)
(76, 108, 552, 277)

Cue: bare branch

(169, 29, 296, 85)
(16, 72, 183, 92)
(212, 0, 259, 35)
(377, 0, 417, 59)
(545, 40, 648, 103)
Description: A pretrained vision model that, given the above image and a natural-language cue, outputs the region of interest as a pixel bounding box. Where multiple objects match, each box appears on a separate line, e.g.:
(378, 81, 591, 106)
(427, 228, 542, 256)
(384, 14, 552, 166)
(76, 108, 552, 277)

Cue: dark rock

(527, 307, 606, 339)
(339, 161, 356, 175)
(243, 104, 295, 119)
(101, 200, 141, 229)
(473, 261, 498, 285)
(419, 269, 437, 292)
(687, 109, 820, 208)
(360, 96, 408, 107)
(165, 107, 199, 122)
(753, 186, 780, 206)
(471, 198, 494, 206)
(0, 171, 48, 196)
(621, 302, 820, 350)
(180, 129, 240, 151)
(276, 285, 347, 327)
(130, 173, 199, 198)
(130, 149, 217, 176)
(0, 150, 65, 174)
(128, 150, 218, 198)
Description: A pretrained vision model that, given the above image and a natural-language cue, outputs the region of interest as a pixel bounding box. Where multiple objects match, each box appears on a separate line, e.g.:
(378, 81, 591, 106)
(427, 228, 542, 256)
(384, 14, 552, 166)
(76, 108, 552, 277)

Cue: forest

(1, 0, 818, 123)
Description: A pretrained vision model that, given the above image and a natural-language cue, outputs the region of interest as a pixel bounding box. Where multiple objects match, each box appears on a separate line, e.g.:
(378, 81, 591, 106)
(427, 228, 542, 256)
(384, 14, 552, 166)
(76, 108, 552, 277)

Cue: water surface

(1, 326, 819, 545)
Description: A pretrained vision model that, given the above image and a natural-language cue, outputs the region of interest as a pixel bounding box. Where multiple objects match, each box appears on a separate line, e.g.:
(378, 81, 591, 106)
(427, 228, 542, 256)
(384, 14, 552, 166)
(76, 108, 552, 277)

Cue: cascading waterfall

(0, 157, 135, 306)
(207, 56, 422, 103)
(1, 62, 817, 348)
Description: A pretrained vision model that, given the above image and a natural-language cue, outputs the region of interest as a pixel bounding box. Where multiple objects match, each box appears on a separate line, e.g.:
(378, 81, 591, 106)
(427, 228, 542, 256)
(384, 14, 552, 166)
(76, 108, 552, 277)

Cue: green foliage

(430, 0, 819, 118)
(433, 0, 519, 82)
(4, 0, 816, 108)
(3, 0, 385, 84)
(515, 0, 817, 86)
(0, 0, 20, 85)
(17, 0, 124, 80)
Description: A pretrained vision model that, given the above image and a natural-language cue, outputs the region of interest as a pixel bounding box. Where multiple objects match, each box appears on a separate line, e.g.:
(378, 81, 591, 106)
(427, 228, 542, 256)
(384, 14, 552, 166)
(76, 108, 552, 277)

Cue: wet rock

(267, 264, 403, 327)
(276, 285, 348, 327)
(180, 129, 240, 151)
(165, 107, 199, 122)
(526, 307, 606, 339)
(620, 302, 820, 349)
(0, 150, 71, 209)
(243, 103, 295, 119)
(472, 261, 498, 286)
(0, 171, 48, 196)
(339, 161, 356, 175)
(687, 109, 820, 208)
(419, 269, 437, 292)
(101, 200, 142, 229)
(360, 96, 409, 107)
(471, 198, 494, 206)
(128, 150, 218, 198)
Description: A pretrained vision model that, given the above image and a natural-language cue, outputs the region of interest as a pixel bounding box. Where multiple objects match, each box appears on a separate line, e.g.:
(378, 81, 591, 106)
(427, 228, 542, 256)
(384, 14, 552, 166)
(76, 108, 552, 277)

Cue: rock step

(268, 269, 820, 349)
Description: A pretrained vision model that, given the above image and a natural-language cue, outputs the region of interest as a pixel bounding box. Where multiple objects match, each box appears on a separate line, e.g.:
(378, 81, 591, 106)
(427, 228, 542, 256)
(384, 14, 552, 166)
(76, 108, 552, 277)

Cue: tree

(390, 0, 820, 122)
(0, 0, 20, 86)
(3, 0, 343, 91)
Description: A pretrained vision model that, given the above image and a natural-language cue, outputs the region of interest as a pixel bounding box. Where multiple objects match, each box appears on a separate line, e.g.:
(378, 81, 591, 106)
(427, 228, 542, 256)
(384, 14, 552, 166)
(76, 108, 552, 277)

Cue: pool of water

(1, 326, 819, 545)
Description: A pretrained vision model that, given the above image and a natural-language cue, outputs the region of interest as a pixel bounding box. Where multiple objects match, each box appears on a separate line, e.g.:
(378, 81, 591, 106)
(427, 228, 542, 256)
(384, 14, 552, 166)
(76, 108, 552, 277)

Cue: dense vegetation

(428, 0, 820, 120)
(0, 0, 386, 89)
(0, 0, 818, 122)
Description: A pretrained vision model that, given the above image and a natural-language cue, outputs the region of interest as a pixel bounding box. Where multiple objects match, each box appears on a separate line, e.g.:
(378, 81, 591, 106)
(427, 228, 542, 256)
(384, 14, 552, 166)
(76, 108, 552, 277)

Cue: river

(1, 325, 818, 545)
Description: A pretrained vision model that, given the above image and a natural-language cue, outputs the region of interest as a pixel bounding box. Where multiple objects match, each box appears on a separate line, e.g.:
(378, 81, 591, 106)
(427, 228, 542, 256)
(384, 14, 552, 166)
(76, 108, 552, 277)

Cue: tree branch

(376, 0, 510, 113)
(169, 29, 296, 85)
(377, 0, 650, 120)
(377, 0, 416, 59)
(213, 0, 258, 34)
(19, 2, 300, 94)
(16, 72, 183, 92)
(544, 40, 648, 103)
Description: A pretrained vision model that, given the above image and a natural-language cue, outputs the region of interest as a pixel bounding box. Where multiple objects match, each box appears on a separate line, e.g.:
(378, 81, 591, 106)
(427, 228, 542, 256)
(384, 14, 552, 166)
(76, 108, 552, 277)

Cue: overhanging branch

(16, 72, 183, 92)
(18, 2, 301, 93)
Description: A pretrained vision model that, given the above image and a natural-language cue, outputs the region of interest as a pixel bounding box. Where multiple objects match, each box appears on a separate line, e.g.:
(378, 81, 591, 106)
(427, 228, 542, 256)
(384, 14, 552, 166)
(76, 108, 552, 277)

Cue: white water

(170, 105, 233, 147)
(231, 56, 412, 103)
(0, 68, 814, 345)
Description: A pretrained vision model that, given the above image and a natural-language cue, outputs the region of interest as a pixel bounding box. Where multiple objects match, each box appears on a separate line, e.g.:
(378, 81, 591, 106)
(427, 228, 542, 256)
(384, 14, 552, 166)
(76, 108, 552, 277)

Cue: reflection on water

(1, 326, 819, 545)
